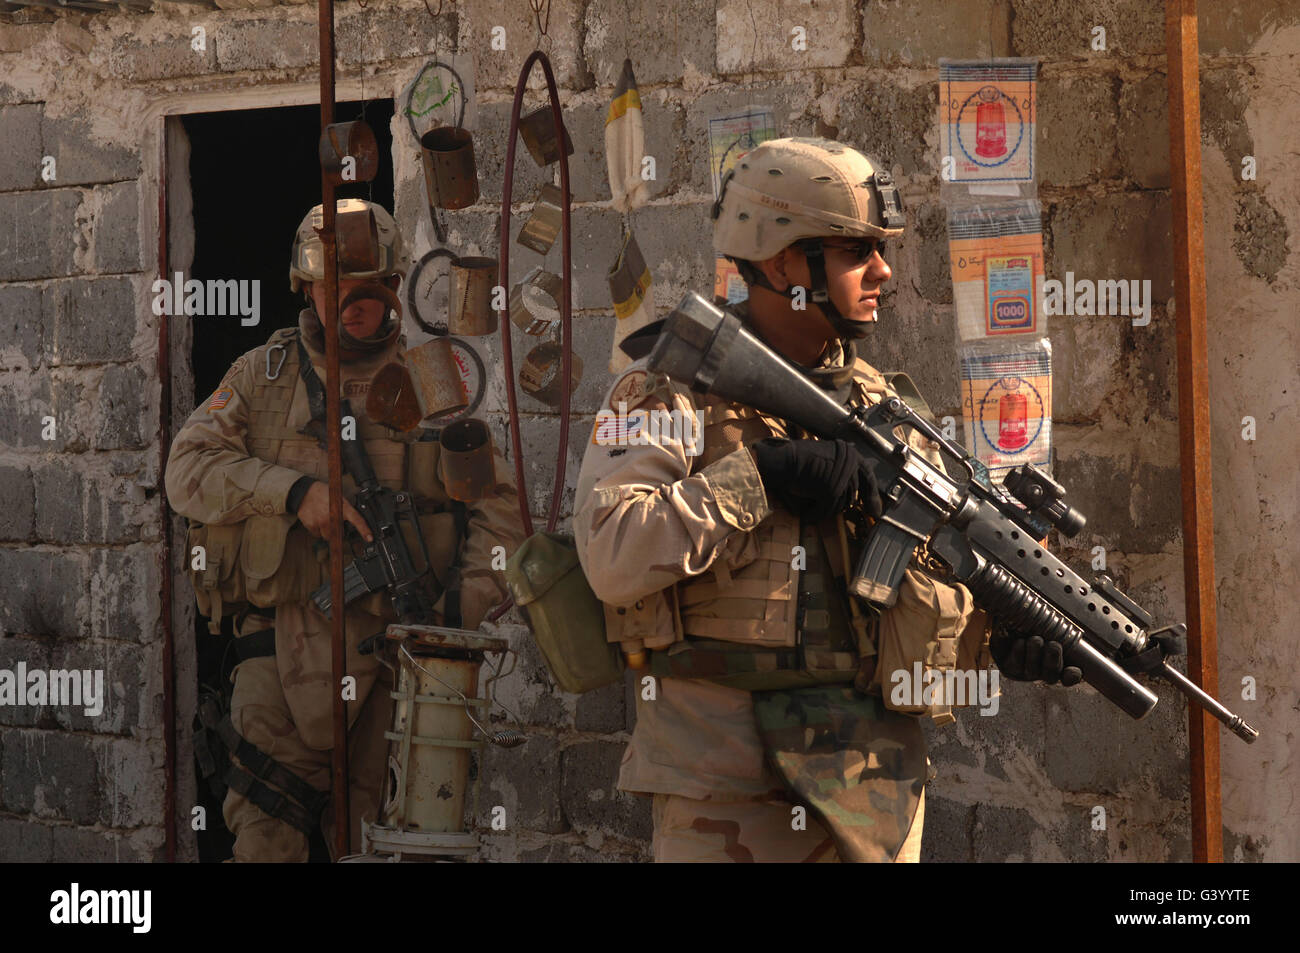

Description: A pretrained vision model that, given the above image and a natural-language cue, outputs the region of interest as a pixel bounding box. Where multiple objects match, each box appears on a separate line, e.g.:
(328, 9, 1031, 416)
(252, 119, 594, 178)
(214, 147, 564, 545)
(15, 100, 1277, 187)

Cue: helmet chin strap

(795, 238, 873, 340)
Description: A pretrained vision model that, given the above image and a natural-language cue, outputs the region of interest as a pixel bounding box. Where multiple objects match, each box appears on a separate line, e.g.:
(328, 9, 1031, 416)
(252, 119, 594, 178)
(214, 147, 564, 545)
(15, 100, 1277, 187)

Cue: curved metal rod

(497, 49, 573, 541)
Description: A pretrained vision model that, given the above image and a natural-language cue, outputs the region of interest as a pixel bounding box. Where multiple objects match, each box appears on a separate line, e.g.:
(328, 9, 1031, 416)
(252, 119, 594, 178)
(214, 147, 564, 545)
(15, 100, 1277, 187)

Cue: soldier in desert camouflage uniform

(166, 199, 524, 862)
(575, 138, 1032, 863)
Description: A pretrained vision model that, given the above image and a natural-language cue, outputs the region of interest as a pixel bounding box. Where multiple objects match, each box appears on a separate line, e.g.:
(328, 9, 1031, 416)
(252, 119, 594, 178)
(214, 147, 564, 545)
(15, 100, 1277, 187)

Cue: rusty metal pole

(1164, 0, 1221, 863)
(318, 0, 350, 859)
(156, 120, 177, 863)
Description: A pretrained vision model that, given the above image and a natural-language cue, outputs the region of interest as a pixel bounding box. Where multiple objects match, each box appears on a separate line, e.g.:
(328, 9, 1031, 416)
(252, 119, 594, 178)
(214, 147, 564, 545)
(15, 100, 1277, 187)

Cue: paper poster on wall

(948, 201, 1046, 342)
(959, 338, 1052, 482)
(707, 107, 777, 305)
(939, 59, 1037, 191)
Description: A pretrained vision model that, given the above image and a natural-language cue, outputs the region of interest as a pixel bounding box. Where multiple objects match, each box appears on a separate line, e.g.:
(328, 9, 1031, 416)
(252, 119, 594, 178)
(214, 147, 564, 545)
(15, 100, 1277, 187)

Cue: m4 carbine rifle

(647, 293, 1257, 744)
(307, 396, 438, 627)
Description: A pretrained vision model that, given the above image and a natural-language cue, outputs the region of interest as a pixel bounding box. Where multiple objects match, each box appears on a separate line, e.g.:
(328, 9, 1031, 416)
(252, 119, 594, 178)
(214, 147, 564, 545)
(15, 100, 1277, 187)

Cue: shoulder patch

(609, 369, 651, 411)
(208, 388, 234, 411)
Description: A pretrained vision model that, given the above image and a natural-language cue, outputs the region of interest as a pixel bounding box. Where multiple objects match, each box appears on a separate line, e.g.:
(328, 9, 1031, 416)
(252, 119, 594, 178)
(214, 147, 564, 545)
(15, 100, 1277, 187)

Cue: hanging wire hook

(399, 641, 526, 748)
(422, 0, 447, 19)
(529, 0, 552, 48)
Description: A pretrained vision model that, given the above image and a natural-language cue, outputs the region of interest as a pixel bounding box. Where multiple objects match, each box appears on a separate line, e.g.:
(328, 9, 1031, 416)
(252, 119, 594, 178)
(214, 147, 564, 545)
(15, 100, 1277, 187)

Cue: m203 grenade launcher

(647, 292, 1258, 744)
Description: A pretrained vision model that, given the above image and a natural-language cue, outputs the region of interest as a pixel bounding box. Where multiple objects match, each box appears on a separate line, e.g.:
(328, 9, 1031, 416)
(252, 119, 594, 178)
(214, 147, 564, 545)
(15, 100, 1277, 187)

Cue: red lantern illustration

(997, 391, 1028, 449)
(975, 93, 1007, 158)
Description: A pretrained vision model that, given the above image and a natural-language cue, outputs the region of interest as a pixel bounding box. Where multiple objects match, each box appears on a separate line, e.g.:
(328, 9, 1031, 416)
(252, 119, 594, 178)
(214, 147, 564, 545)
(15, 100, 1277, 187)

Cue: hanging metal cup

(319, 120, 379, 186)
(517, 184, 563, 256)
(438, 418, 496, 502)
(518, 105, 574, 167)
(509, 267, 563, 336)
(519, 341, 582, 409)
(336, 205, 381, 274)
(420, 126, 480, 210)
(367, 337, 467, 431)
(448, 256, 498, 336)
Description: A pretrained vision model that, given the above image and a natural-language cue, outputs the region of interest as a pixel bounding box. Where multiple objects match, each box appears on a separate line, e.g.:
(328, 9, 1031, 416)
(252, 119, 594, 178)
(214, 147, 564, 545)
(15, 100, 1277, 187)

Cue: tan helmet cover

(712, 137, 905, 263)
(289, 198, 411, 292)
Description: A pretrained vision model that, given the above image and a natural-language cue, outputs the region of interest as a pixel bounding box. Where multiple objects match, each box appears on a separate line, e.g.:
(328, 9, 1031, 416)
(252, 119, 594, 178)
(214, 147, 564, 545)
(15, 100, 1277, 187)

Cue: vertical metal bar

(318, 0, 350, 859)
(1164, 0, 1221, 863)
(156, 118, 177, 864)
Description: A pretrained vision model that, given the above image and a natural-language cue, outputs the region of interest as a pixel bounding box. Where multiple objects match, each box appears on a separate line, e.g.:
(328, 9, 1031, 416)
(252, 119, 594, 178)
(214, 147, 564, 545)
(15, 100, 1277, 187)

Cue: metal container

(319, 120, 379, 186)
(406, 336, 469, 419)
(420, 126, 480, 210)
(438, 418, 495, 502)
(519, 341, 582, 408)
(335, 205, 381, 274)
(448, 256, 498, 336)
(518, 105, 574, 167)
(517, 183, 563, 255)
(365, 625, 511, 860)
(509, 267, 563, 336)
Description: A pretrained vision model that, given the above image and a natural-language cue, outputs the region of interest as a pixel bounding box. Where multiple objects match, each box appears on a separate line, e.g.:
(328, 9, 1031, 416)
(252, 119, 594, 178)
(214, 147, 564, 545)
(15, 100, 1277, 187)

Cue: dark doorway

(181, 98, 395, 862)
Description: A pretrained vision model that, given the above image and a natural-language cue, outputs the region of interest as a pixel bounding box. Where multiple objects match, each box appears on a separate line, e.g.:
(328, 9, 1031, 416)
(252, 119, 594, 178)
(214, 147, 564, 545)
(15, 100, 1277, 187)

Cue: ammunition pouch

(187, 521, 248, 634)
(506, 532, 624, 695)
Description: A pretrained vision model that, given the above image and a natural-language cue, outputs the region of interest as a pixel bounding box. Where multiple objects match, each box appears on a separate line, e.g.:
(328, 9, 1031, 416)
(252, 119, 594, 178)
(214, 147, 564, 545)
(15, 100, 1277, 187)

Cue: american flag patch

(208, 388, 234, 411)
(592, 411, 645, 445)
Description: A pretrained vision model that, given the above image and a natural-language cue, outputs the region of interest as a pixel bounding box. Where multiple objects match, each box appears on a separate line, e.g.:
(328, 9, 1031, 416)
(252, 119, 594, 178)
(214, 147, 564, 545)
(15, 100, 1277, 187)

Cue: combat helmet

(711, 136, 905, 338)
(289, 197, 410, 293)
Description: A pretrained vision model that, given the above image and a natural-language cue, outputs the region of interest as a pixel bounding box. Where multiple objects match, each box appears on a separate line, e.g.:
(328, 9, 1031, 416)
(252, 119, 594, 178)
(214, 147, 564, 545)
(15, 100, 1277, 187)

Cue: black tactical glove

(750, 437, 882, 523)
(1117, 625, 1186, 676)
(989, 625, 1084, 686)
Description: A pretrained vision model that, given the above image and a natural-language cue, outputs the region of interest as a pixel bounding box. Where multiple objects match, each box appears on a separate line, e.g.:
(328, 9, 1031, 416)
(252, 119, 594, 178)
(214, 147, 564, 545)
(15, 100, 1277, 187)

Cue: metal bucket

(439, 418, 495, 502)
(519, 341, 582, 408)
(420, 126, 480, 210)
(319, 120, 379, 186)
(368, 625, 511, 859)
(336, 205, 380, 273)
(518, 105, 574, 167)
(448, 256, 498, 336)
(517, 183, 563, 255)
(366, 337, 467, 431)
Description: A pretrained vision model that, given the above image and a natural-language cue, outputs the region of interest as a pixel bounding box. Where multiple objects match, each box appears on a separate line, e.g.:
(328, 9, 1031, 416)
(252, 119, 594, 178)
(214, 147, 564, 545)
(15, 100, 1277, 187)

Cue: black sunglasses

(822, 237, 888, 263)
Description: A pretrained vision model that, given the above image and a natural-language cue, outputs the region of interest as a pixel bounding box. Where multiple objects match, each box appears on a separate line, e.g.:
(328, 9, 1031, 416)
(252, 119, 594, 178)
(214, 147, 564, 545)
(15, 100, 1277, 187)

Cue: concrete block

(0, 283, 44, 370)
(43, 277, 136, 365)
(50, 826, 136, 863)
(0, 465, 35, 540)
(817, 76, 937, 177)
(1198, 0, 1300, 57)
(717, 0, 855, 72)
(560, 739, 652, 839)
(574, 671, 627, 733)
(1037, 72, 1119, 187)
(0, 816, 52, 862)
(104, 737, 165, 828)
(623, 201, 715, 308)
(1046, 313, 1124, 422)
(0, 635, 51, 729)
(91, 547, 162, 644)
(48, 639, 152, 736)
(480, 620, 571, 729)
(483, 731, 566, 834)
(214, 18, 318, 72)
(461, 0, 584, 92)
(506, 411, 593, 522)
(861, 0, 1012, 66)
(917, 794, 973, 862)
(0, 548, 88, 640)
(0, 103, 44, 192)
(93, 181, 143, 274)
(1043, 684, 1189, 800)
(914, 202, 952, 305)
(0, 190, 83, 281)
(0, 729, 106, 824)
(337, 6, 451, 64)
(33, 461, 84, 543)
(583, 0, 716, 85)
(970, 802, 1038, 861)
(40, 113, 142, 187)
(109, 29, 218, 81)
(1010, 0, 1165, 57)
(1046, 192, 1174, 305)
(93, 364, 149, 451)
(1117, 73, 1169, 189)
(856, 303, 963, 417)
(471, 99, 555, 207)
(684, 78, 819, 196)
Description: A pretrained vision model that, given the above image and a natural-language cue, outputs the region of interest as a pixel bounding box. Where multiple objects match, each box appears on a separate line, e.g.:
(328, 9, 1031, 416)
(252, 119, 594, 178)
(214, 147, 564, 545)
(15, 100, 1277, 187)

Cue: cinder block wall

(0, 0, 1294, 862)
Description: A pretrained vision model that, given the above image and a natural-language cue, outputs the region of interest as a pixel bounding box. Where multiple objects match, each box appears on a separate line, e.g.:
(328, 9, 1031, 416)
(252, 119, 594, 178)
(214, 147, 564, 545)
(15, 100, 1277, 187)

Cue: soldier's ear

(756, 248, 795, 293)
